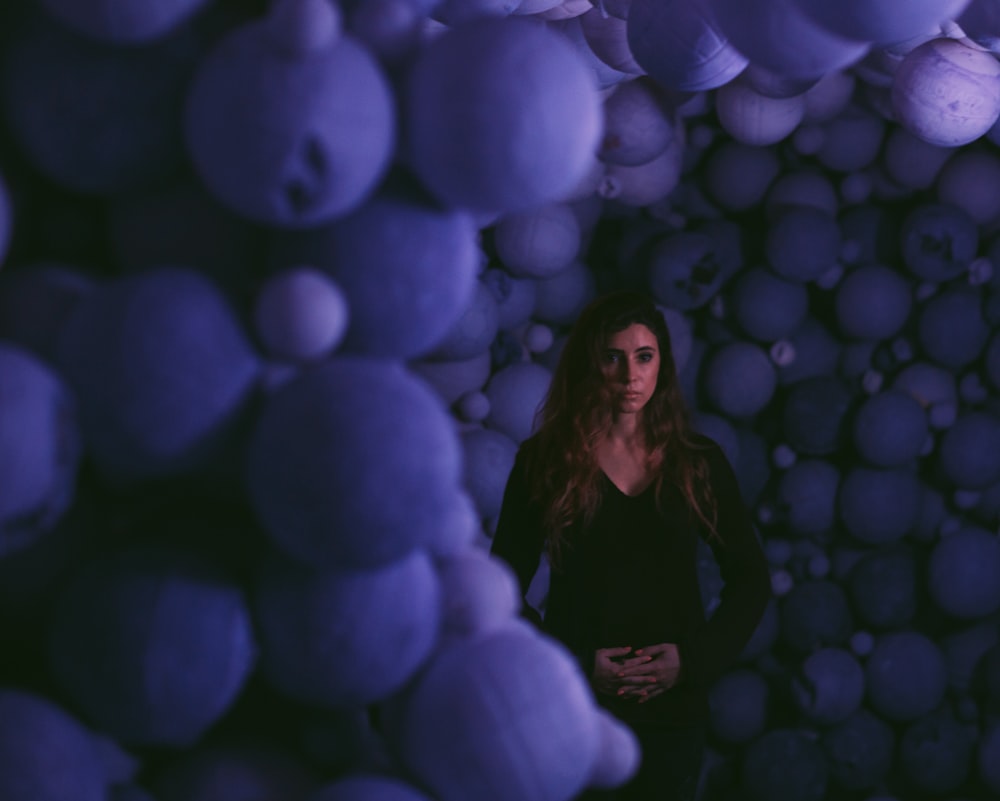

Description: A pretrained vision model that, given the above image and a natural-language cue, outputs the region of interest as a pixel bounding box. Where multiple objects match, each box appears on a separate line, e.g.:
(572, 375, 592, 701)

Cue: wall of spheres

(4, 0, 1000, 799)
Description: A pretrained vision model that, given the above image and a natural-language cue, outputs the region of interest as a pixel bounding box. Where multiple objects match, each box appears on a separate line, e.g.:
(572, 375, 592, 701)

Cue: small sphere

(254, 267, 349, 362)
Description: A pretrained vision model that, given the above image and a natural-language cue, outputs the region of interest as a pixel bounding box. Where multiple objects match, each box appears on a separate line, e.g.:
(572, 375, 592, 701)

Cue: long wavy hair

(523, 290, 718, 567)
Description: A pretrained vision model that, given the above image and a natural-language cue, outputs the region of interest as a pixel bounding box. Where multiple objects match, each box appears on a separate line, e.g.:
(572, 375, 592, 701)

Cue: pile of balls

(4, 1, 1000, 800)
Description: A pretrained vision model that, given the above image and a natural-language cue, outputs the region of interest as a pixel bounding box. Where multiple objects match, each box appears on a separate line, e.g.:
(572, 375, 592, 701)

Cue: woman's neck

(605, 412, 646, 452)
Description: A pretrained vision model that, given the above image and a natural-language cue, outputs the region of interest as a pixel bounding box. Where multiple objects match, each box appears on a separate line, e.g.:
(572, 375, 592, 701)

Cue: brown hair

(523, 290, 717, 566)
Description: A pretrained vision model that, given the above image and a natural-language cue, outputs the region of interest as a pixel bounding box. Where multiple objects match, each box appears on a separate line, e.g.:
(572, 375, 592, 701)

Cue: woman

(490, 291, 771, 801)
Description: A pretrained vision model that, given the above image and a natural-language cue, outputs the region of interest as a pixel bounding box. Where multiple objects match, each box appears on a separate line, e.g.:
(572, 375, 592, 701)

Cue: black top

(490, 435, 771, 728)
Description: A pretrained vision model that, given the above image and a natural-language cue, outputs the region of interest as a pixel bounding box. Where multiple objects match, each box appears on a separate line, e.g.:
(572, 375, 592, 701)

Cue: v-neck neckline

(600, 469, 656, 499)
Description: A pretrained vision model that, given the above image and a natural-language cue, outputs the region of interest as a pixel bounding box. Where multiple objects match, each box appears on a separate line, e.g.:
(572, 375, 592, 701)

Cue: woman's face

(600, 323, 660, 415)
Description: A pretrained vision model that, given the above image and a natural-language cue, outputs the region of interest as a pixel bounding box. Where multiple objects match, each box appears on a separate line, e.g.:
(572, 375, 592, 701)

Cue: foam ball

(482, 269, 537, 331)
(578, 7, 643, 75)
(866, 632, 947, 722)
(703, 141, 781, 212)
(48, 547, 256, 746)
(435, 549, 520, 638)
(151, 739, 320, 801)
(247, 358, 465, 569)
(703, 341, 777, 419)
(306, 775, 432, 801)
(185, 5, 394, 226)
(271, 177, 479, 359)
(547, 16, 630, 93)
(839, 467, 921, 545)
(834, 264, 912, 341)
(461, 428, 518, 521)
(848, 546, 917, 630)
(714, 78, 805, 146)
(937, 148, 1000, 225)
(782, 376, 854, 455)
(626, 0, 747, 92)
(741, 729, 829, 801)
(766, 207, 841, 283)
(647, 231, 728, 311)
(898, 713, 974, 795)
(928, 527, 1000, 619)
(918, 287, 989, 368)
(2, 15, 195, 194)
(598, 78, 675, 167)
(892, 38, 1000, 147)
(254, 267, 349, 362)
(406, 17, 602, 214)
(484, 362, 552, 443)
(0, 345, 81, 558)
(39, 0, 212, 43)
(494, 204, 580, 278)
(597, 137, 685, 206)
(732, 268, 810, 342)
(255, 548, 440, 706)
(54, 269, 259, 485)
(816, 105, 886, 172)
(794, 0, 971, 44)
(765, 169, 839, 218)
(892, 361, 957, 421)
(901, 203, 979, 282)
(0, 690, 108, 801)
(409, 351, 493, 406)
(388, 622, 606, 801)
(821, 710, 895, 792)
(780, 579, 853, 653)
(852, 390, 928, 467)
(710, 0, 868, 79)
(776, 318, 840, 385)
(709, 669, 770, 744)
(426, 281, 501, 361)
(776, 459, 840, 537)
(532, 261, 596, 326)
(792, 648, 865, 725)
(803, 70, 855, 122)
(883, 127, 956, 190)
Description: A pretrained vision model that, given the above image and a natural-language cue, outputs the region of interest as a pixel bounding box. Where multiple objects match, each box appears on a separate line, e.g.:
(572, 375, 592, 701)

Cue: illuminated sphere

(929, 527, 1000, 619)
(866, 632, 947, 722)
(626, 0, 746, 92)
(891, 38, 1000, 147)
(703, 341, 777, 419)
(406, 17, 602, 214)
(246, 358, 465, 568)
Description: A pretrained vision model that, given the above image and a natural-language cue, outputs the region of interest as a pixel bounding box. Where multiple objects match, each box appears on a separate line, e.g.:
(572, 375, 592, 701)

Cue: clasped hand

(592, 643, 681, 704)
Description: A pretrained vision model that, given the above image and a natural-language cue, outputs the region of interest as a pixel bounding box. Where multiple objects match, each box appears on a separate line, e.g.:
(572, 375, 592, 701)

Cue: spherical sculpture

(791, 648, 865, 725)
(254, 267, 349, 362)
(484, 362, 553, 443)
(0, 345, 81, 558)
(185, 0, 395, 226)
(852, 390, 928, 467)
(255, 549, 441, 706)
(39, 0, 212, 43)
(703, 341, 777, 419)
(715, 78, 806, 146)
(891, 38, 1000, 147)
(494, 204, 581, 278)
(247, 358, 467, 569)
(732, 267, 810, 342)
(834, 264, 912, 341)
(917, 286, 989, 369)
(866, 632, 947, 722)
(0, 690, 108, 801)
(776, 459, 840, 537)
(461, 428, 519, 522)
(928, 527, 1000, 619)
(765, 206, 841, 283)
(839, 467, 921, 545)
(48, 547, 257, 746)
(647, 231, 729, 311)
(626, 0, 747, 92)
(54, 269, 260, 485)
(900, 203, 979, 283)
(405, 17, 602, 214)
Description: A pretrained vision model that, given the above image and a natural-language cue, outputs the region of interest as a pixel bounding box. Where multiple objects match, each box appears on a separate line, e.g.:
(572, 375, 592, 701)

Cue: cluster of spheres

(6, 0, 1000, 799)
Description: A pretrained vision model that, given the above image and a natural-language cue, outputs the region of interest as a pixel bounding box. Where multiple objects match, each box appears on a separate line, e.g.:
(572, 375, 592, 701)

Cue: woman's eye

(638, 353, 653, 362)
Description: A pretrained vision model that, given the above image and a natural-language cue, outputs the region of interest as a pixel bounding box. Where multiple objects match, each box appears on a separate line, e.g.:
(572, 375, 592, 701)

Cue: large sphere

(834, 264, 912, 340)
(647, 231, 728, 311)
(185, 13, 394, 226)
(791, 648, 865, 725)
(892, 38, 1000, 147)
(928, 527, 1000, 619)
(848, 546, 917, 629)
(794, 0, 971, 44)
(782, 376, 854, 455)
(780, 580, 853, 653)
(938, 411, 1000, 489)
(776, 459, 840, 537)
(898, 713, 975, 795)
(255, 549, 441, 706)
(246, 358, 466, 568)
(838, 467, 921, 545)
(703, 341, 777, 419)
(852, 390, 928, 467)
(54, 269, 259, 485)
(901, 203, 979, 282)
(732, 267, 809, 342)
(821, 710, 895, 792)
(918, 286, 989, 369)
(866, 632, 947, 722)
(39, 0, 212, 43)
(709, 669, 769, 744)
(741, 729, 829, 801)
(405, 17, 602, 214)
(48, 547, 256, 746)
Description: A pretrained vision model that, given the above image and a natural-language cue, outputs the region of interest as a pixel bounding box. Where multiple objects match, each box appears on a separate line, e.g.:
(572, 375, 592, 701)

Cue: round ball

(647, 231, 728, 311)
(709, 669, 769, 744)
(892, 38, 1000, 147)
(494, 204, 581, 278)
(866, 632, 947, 722)
(741, 728, 829, 801)
(901, 203, 979, 282)
(937, 148, 1000, 225)
(791, 648, 865, 725)
(834, 264, 912, 341)
(255, 549, 441, 706)
(918, 287, 989, 369)
(461, 428, 519, 521)
(929, 527, 1000, 619)
(246, 358, 465, 568)
(732, 267, 810, 342)
(766, 206, 841, 283)
(484, 362, 553, 443)
(821, 710, 895, 792)
(898, 713, 974, 795)
(839, 467, 921, 545)
(254, 267, 349, 362)
(780, 580, 853, 653)
(406, 17, 602, 214)
(48, 547, 256, 746)
(703, 341, 777, 419)
(852, 390, 929, 467)
(776, 459, 840, 537)
(782, 376, 854, 455)
(938, 412, 1000, 490)
(39, 0, 211, 43)
(848, 546, 917, 630)
(715, 78, 805, 146)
